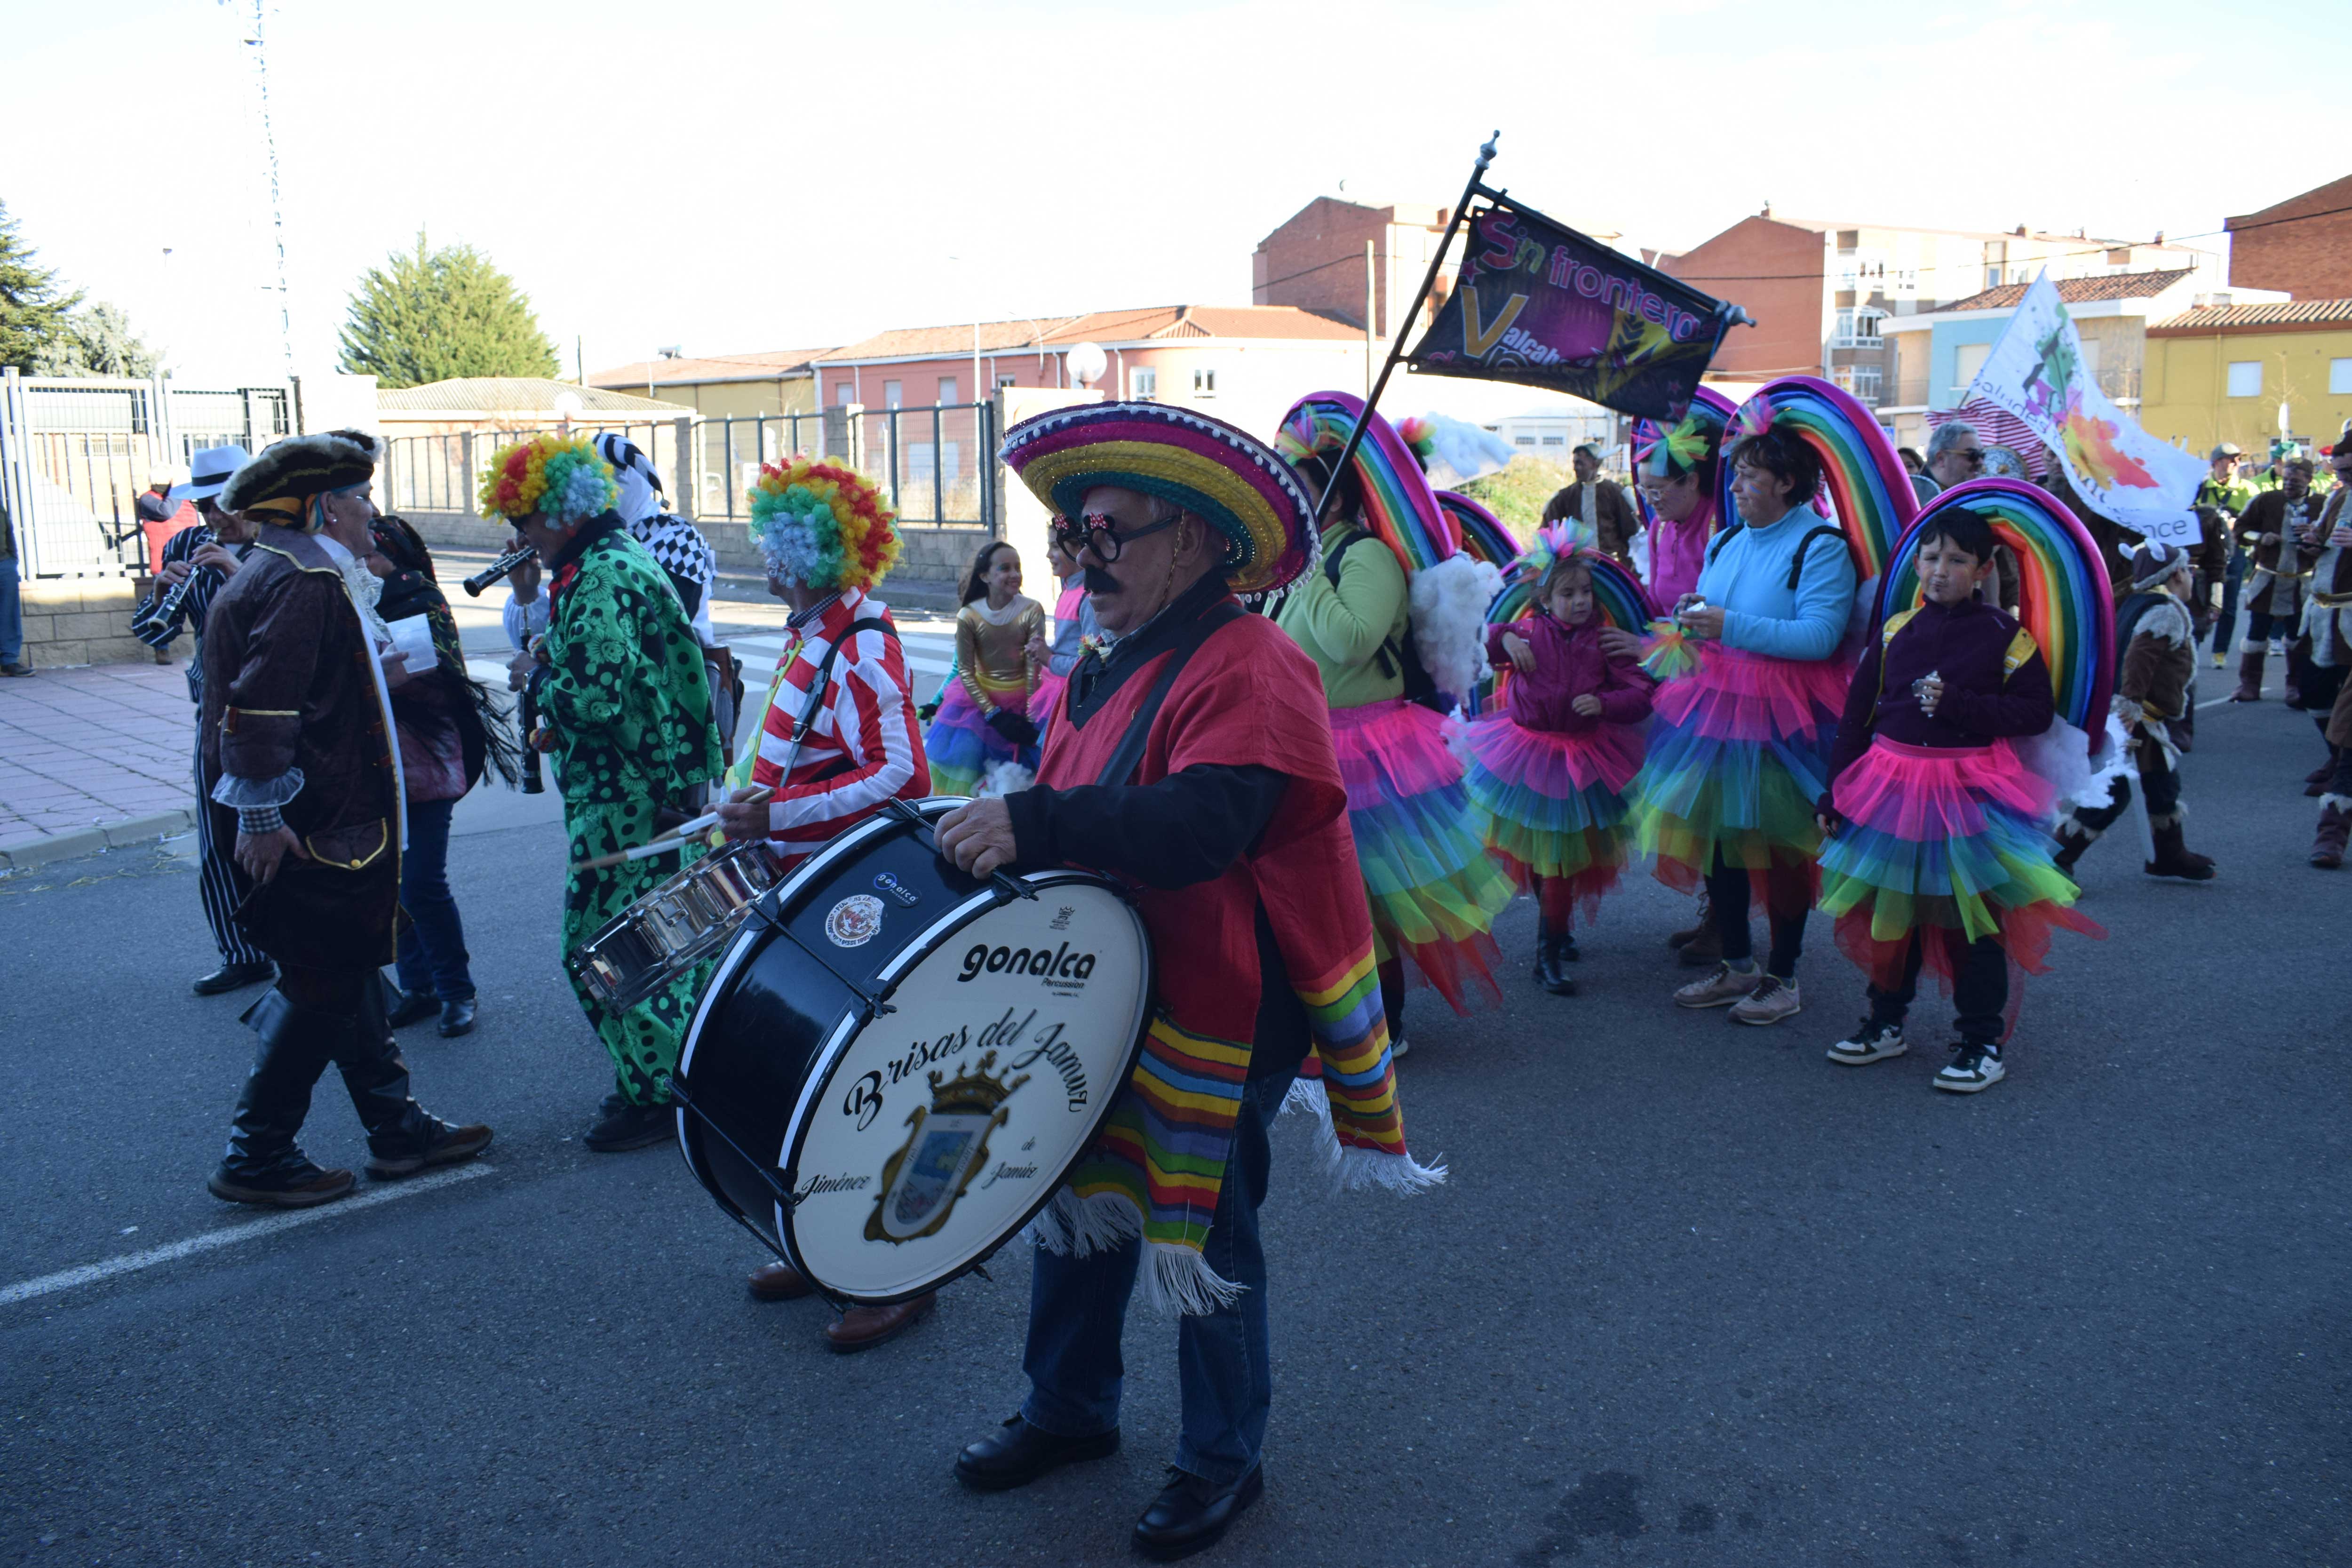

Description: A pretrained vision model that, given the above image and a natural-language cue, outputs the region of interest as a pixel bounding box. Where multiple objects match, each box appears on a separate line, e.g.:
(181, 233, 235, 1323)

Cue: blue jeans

(1019, 1066, 1294, 1486)
(2213, 547, 2246, 654)
(395, 796, 476, 1002)
(0, 555, 22, 662)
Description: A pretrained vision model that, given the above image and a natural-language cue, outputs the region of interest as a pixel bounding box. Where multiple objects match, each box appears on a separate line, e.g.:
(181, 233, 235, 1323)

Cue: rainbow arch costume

(1272, 391, 1513, 1017)
(1815, 481, 2112, 1034)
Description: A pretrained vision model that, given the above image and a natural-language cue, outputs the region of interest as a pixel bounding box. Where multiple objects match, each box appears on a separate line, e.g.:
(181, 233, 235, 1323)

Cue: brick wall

(1663, 217, 1827, 379)
(2227, 175, 2352, 299)
(15, 579, 151, 668)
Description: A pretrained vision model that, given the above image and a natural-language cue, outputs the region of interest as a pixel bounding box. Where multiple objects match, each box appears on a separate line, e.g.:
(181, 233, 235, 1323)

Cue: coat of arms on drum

(865, 1052, 1032, 1244)
(825, 893, 885, 948)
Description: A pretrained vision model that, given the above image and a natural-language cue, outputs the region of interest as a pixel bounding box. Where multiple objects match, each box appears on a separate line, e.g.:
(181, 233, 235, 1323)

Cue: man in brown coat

(1543, 442, 1640, 565)
(201, 431, 490, 1208)
(2303, 440, 2352, 865)
(2229, 457, 2321, 702)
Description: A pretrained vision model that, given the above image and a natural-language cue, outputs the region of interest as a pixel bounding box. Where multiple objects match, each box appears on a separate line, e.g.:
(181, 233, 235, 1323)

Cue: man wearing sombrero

(201, 431, 492, 1208)
(936, 402, 1440, 1560)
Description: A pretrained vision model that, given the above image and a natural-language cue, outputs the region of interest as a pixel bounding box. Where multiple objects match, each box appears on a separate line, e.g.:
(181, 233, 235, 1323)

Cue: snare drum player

(935, 403, 1440, 1560)
(479, 433, 723, 1153)
(200, 430, 492, 1207)
(711, 457, 937, 1351)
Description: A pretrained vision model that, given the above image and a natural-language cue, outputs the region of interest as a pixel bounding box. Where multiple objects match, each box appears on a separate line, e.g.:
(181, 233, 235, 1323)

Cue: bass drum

(674, 798, 1151, 1306)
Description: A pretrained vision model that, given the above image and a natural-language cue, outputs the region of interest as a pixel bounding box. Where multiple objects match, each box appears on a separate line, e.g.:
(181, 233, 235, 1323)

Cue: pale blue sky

(6, 0, 2342, 385)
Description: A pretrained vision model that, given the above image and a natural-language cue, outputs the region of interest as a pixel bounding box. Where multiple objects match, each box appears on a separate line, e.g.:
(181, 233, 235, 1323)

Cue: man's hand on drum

(714, 785, 773, 843)
(937, 798, 1018, 879)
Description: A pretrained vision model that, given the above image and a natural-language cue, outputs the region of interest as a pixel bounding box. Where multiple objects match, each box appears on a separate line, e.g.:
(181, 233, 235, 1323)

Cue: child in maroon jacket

(1460, 542, 1655, 995)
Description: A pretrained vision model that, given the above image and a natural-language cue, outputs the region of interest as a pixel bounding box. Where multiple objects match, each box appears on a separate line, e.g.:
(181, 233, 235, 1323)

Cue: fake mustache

(1082, 565, 1122, 594)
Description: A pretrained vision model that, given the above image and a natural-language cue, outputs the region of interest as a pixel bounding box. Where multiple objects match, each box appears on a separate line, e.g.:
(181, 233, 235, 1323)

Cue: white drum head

(781, 876, 1150, 1300)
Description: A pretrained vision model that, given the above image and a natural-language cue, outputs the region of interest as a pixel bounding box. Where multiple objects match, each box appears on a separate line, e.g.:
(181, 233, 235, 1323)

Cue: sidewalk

(0, 662, 202, 870)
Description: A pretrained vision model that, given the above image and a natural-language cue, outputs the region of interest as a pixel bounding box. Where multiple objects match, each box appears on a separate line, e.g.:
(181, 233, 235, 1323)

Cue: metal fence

(0, 369, 293, 577)
(382, 400, 999, 537)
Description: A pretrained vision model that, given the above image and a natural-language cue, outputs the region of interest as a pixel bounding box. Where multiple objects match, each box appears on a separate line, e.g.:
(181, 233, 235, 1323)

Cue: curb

(0, 808, 194, 874)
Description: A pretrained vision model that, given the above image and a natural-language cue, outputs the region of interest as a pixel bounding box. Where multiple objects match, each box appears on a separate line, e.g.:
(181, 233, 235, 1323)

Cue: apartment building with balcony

(1659, 209, 2225, 434)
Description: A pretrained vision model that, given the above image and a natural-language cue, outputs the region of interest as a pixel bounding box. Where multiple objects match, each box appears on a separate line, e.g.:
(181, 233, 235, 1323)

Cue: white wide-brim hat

(168, 445, 253, 503)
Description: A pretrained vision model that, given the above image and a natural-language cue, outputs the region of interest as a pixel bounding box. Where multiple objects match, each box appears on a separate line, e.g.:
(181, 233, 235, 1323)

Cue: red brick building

(2225, 173, 2352, 300)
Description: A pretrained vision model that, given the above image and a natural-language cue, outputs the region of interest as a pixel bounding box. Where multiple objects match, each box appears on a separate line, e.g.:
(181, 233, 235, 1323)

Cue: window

(2226, 361, 2263, 398)
(1833, 308, 1883, 349)
(833, 383, 854, 406)
(1540, 435, 1565, 446)
(996, 374, 1018, 389)
(1515, 436, 1536, 446)
(937, 377, 958, 405)
(1192, 367, 1217, 398)
(1850, 365, 1883, 406)
(1132, 367, 1158, 400)
(2330, 358, 2352, 395)
(882, 379, 903, 408)
(1953, 342, 1991, 396)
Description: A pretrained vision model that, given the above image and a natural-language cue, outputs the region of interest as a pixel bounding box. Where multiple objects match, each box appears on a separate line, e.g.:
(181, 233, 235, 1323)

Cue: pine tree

(337, 232, 559, 389)
(34, 302, 159, 378)
(0, 202, 83, 372)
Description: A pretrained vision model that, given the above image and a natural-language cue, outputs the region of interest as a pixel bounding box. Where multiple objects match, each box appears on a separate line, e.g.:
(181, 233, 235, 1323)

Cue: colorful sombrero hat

(1000, 401, 1317, 598)
(1274, 390, 1459, 573)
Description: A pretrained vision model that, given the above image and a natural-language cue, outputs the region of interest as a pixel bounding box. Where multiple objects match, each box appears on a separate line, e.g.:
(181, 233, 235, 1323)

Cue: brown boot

(2144, 813, 2217, 881)
(2230, 649, 2265, 701)
(2312, 801, 2350, 869)
(1666, 891, 1710, 951)
(748, 1260, 813, 1301)
(1678, 917, 1725, 967)
(2306, 750, 2339, 796)
(2051, 818, 2098, 877)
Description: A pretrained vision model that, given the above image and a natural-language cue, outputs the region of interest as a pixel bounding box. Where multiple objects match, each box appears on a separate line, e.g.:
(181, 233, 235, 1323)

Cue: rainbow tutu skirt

(1332, 697, 1512, 1013)
(923, 681, 1036, 797)
(1460, 713, 1645, 925)
(1629, 645, 1848, 894)
(1818, 735, 2101, 995)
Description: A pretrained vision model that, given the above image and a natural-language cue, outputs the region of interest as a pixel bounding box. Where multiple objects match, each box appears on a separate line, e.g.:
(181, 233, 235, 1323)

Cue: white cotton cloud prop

(1408, 552, 1503, 706)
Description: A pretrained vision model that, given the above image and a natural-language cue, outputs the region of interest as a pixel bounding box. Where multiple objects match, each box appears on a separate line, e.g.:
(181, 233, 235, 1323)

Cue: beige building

(586, 349, 828, 420)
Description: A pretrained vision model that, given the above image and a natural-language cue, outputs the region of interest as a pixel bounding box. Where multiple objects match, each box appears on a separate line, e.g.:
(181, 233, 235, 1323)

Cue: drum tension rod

(880, 797, 1038, 903)
(666, 1071, 798, 1208)
(744, 894, 900, 1021)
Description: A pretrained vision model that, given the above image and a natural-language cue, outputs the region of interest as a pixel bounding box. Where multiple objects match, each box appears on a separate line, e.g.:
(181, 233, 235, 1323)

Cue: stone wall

(397, 509, 985, 611)
(15, 578, 151, 668)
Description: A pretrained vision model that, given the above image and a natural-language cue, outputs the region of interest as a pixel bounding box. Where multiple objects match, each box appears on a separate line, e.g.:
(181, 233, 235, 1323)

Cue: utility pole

(1364, 240, 1376, 398)
(243, 0, 294, 374)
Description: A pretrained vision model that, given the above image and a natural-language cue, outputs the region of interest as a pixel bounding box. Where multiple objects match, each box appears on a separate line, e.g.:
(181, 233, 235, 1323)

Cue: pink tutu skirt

(1460, 714, 1645, 926)
(1328, 698, 1513, 1014)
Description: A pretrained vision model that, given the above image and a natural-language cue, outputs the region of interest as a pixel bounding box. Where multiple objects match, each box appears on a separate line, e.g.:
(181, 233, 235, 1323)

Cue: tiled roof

(817, 304, 1361, 363)
(377, 377, 688, 413)
(2148, 299, 2352, 334)
(586, 348, 831, 390)
(1928, 269, 2196, 313)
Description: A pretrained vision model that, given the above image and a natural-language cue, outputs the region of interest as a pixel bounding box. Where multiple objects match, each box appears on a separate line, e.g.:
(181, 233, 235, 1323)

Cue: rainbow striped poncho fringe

(1024, 945, 1438, 1316)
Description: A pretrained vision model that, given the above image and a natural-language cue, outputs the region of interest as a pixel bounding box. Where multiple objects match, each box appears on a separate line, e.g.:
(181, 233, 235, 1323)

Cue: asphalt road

(3, 674, 2345, 1568)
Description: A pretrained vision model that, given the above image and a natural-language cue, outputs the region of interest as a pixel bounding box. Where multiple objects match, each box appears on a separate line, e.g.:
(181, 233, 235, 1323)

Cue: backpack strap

(1785, 525, 1849, 591)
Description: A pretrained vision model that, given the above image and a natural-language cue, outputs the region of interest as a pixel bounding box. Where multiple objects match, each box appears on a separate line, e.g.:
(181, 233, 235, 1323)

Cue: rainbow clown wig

(747, 458, 901, 593)
(477, 433, 618, 525)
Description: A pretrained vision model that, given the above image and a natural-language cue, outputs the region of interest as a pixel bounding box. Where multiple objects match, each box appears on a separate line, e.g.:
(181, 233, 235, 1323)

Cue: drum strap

(1093, 602, 1241, 787)
(773, 617, 896, 779)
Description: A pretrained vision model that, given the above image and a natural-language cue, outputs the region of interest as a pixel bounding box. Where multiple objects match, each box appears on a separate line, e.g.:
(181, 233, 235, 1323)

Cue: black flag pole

(1311, 131, 1500, 527)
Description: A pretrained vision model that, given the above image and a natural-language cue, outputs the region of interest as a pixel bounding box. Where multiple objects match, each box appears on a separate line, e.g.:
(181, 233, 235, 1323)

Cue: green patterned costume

(540, 517, 724, 1106)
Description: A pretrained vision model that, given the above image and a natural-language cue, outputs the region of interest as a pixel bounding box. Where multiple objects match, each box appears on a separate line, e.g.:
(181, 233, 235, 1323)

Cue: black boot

(207, 987, 354, 1208)
(339, 980, 493, 1179)
(1535, 923, 1578, 996)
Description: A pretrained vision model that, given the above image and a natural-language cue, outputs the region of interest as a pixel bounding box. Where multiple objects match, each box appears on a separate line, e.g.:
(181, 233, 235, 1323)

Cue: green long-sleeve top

(1272, 525, 1409, 711)
(539, 516, 723, 807)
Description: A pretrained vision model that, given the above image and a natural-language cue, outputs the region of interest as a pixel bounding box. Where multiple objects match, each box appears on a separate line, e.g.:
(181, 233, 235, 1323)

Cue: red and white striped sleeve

(766, 627, 925, 850)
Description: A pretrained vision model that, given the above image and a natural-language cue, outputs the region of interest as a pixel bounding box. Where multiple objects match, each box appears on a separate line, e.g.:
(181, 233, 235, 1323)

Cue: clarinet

(464, 543, 539, 598)
(151, 565, 200, 626)
(518, 663, 547, 795)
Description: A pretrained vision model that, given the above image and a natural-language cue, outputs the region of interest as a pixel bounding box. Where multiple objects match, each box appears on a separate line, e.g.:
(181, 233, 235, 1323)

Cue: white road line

(0, 1162, 496, 1308)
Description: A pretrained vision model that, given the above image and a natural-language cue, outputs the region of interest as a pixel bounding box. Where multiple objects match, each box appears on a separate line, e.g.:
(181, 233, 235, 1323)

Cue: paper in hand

(384, 613, 438, 672)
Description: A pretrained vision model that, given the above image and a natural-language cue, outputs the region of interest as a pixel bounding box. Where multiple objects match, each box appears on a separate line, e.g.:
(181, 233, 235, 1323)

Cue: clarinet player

(130, 445, 276, 996)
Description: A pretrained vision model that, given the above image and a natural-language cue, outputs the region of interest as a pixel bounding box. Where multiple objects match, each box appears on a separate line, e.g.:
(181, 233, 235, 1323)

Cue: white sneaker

(1674, 963, 1764, 1009)
(1933, 1043, 2006, 1093)
(1728, 974, 1803, 1026)
(1827, 1018, 1906, 1066)
(1388, 1030, 1410, 1061)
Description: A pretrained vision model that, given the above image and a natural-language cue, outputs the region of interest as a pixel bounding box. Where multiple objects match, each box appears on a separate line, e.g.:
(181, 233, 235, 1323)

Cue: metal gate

(0, 368, 291, 578)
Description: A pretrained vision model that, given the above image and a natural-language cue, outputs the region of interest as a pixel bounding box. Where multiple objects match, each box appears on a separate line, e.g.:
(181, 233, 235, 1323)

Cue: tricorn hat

(221, 431, 381, 525)
(1000, 401, 1316, 597)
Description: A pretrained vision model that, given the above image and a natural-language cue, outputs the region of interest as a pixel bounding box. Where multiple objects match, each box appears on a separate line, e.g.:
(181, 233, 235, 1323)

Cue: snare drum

(571, 838, 792, 1014)
(674, 799, 1152, 1305)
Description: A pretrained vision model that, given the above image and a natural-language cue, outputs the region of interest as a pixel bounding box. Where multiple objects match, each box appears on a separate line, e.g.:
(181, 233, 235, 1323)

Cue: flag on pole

(1963, 272, 2204, 544)
(1404, 193, 1736, 421)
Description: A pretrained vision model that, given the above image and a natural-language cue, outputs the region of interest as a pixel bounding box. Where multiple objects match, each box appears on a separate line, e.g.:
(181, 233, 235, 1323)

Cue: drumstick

(571, 786, 775, 871)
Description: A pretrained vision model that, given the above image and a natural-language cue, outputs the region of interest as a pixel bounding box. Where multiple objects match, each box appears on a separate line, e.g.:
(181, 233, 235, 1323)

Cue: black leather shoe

(954, 1414, 1119, 1492)
(584, 1094, 673, 1152)
(384, 988, 438, 1029)
(1133, 1465, 1263, 1560)
(437, 998, 477, 1038)
(193, 961, 274, 996)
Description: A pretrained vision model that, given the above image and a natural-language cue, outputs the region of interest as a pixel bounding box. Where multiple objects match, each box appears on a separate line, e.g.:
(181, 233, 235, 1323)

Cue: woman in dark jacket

(370, 513, 516, 1036)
